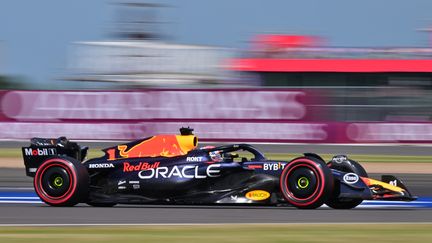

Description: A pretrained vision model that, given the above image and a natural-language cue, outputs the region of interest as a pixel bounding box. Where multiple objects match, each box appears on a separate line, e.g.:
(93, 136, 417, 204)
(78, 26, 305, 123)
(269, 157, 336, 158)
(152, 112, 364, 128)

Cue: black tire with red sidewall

(34, 156, 89, 206)
(280, 157, 333, 209)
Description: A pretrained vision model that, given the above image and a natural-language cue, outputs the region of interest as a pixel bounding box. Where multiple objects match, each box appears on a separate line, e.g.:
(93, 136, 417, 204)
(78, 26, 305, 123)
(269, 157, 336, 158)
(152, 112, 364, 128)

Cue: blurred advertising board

(0, 90, 317, 121)
(0, 90, 432, 143)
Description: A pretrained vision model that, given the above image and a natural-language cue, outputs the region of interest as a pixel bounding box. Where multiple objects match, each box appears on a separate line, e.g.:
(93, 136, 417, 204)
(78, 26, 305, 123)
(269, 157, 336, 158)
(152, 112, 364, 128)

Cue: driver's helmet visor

(209, 150, 223, 162)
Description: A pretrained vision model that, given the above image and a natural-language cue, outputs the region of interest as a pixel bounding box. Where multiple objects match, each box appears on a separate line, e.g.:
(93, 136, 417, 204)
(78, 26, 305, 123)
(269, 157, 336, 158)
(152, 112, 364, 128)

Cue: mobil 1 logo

(23, 147, 57, 156)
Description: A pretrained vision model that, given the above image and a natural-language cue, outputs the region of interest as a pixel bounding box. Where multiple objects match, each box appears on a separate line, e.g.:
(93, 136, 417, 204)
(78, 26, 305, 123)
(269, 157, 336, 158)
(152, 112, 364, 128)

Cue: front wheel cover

(34, 157, 87, 206)
(280, 157, 333, 209)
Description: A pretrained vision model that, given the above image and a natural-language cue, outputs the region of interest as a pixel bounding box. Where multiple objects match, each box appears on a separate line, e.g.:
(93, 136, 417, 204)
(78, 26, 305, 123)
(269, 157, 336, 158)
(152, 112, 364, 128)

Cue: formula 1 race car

(22, 127, 416, 209)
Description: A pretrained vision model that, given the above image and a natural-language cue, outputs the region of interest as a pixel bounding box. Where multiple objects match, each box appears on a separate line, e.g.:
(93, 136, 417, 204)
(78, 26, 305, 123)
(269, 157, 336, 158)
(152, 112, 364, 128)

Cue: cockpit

(200, 144, 266, 163)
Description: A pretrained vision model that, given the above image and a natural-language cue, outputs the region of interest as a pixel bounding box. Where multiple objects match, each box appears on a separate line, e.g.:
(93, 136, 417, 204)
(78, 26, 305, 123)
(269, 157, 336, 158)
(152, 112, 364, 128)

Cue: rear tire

(280, 157, 333, 209)
(34, 156, 89, 206)
(326, 158, 367, 209)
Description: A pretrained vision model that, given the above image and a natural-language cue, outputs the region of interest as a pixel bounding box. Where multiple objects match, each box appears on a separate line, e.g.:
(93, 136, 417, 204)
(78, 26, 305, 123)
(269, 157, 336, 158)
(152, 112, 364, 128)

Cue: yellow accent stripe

(363, 178, 404, 192)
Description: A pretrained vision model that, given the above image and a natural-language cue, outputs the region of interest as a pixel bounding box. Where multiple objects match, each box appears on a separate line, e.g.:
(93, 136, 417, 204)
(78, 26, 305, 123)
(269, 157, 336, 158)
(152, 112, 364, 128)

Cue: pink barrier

(0, 122, 332, 142)
(0, 90, 320, 121)
(1, 90, 432, 143)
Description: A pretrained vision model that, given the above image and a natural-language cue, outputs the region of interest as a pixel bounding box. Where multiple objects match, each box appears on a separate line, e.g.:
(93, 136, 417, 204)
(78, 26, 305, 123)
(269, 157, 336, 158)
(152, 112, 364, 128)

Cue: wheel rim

(40, 165, 72, 198)
(297, 177, 309, 189)
(287, 166, 318, 199)
(53, 176, 64, 187)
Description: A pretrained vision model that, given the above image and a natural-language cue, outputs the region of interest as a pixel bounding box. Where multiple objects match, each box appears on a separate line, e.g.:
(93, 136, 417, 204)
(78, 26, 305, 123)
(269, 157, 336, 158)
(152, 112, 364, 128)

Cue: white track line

(0, 187, 34, 190)
(0, 200, 427, 208)
(0, 222, 431, 227)
(0, 197, 40, 199)
(0, 200, 43, 204)
(362, 200, 432, 204)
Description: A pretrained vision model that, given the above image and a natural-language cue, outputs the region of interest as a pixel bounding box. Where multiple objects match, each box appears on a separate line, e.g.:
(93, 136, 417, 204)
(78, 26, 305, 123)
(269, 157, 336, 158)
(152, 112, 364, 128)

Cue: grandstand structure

(66, 2, 235, 87)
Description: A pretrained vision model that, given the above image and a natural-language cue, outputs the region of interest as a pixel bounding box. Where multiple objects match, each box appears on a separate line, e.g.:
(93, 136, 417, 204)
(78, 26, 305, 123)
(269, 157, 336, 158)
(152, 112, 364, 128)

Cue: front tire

(34, 156, 89, 206)
(280, 157, 333, 209)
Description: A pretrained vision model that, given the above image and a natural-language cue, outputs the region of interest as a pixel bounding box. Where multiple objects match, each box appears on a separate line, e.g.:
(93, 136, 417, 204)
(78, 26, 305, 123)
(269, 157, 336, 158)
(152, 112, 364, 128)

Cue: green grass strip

(0, 224, 431, 242)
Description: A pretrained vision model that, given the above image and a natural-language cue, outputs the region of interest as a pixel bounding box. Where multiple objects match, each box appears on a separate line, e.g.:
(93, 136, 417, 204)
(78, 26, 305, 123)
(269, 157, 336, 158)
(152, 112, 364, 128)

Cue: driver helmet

(209, 150, 223, 162)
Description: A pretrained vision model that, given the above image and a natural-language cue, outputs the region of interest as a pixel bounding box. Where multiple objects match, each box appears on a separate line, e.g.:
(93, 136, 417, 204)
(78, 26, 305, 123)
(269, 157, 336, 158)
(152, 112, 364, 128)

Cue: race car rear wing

(22, 137, 88, 177)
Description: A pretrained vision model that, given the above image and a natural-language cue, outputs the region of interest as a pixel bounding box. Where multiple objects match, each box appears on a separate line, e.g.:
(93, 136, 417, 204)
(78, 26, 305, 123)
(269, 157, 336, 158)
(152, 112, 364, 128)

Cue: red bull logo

(117, 135, 197, 158)
(123, 162, 160, 172)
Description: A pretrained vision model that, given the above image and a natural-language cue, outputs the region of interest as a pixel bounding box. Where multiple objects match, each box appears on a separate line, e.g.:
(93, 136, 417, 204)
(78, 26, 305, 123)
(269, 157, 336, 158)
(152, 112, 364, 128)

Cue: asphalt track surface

(1, 203, 432, 225)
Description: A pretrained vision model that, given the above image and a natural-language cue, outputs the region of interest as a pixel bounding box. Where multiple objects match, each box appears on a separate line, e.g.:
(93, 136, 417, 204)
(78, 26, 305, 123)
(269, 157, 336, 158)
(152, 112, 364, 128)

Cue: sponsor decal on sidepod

(245, 190, 271, 201)
(343, 173, 359, 184)
(133, 184, 140, 190)
(263, 163, 285, 171)
(138, 164, 221, 179)
(186, 157, 205, 162)
(89, 163, 114, 169)
(123, 162, 160, 172)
